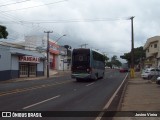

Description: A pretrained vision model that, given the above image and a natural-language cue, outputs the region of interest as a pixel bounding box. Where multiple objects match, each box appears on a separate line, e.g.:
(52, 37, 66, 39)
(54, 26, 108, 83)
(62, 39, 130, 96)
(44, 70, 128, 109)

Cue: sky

(0, 0, 160, 61)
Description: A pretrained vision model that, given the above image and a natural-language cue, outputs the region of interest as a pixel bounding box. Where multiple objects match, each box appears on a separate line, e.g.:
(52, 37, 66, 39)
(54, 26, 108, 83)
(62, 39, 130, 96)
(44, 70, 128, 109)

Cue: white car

(141, 68, 160, 79)
(156, 77, 160, 84)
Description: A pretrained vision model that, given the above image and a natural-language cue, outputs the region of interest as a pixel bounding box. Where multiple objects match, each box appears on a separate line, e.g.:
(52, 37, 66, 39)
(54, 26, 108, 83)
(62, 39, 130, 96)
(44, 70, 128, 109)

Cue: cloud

(1, 0, 160, 61)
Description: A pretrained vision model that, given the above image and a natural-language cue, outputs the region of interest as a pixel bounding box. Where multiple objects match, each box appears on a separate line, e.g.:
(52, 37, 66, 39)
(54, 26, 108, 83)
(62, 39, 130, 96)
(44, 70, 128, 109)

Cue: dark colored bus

(71, 48, 105, 81)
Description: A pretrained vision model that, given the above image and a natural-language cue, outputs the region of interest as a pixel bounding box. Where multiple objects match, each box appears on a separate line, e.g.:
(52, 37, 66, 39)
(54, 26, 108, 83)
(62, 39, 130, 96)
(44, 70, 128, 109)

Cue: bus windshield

(72, 49, 90, 66)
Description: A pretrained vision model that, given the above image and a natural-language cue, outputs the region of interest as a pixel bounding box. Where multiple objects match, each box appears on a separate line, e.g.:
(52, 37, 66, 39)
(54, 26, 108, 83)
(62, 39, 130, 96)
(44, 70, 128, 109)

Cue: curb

(117, 75, 129, 111)
(0, 72, 58, 83)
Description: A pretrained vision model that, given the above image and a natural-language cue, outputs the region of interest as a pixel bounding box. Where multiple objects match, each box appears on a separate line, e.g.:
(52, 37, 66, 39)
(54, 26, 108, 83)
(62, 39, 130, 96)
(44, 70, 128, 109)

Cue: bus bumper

(71, 73, 91, 79)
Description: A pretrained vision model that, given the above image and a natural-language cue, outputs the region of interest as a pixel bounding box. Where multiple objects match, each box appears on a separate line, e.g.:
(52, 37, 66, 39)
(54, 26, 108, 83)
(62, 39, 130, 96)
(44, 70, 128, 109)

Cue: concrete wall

(0, 46, 11, 71)
(57, 55, 68, 70)
(37, 60, 44, 76)
(11, 55, 19, 70)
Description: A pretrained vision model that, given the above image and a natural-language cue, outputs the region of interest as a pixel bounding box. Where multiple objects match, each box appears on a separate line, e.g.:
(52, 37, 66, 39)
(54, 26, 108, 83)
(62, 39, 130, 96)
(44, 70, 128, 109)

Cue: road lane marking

(23, 95, 60, 110)
(95, 73, 128, 120)
(86, 82, 95, 86)
(0, 80, 72, 97)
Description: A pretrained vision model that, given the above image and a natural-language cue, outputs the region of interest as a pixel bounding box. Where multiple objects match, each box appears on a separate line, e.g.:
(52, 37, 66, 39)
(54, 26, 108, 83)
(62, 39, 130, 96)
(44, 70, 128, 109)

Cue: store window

(29, 64, 36, 77)
(19, 63, 36, 77)
(19, 64, 28, 77)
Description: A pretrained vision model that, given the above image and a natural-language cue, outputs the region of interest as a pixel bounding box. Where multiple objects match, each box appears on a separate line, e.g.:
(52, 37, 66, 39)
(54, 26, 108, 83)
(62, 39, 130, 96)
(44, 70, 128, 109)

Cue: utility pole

(44, 31, 53, 78)
(130, 16, 135, 78)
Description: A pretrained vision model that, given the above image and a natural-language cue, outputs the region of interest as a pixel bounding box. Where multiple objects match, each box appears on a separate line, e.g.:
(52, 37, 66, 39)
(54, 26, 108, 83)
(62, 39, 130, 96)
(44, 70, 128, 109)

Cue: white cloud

(1, 0, 160, 60)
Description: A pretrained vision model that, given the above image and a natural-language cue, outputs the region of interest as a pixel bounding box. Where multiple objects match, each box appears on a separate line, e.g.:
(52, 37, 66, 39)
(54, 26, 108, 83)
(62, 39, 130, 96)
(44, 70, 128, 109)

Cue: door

(29, 64, 36, 77)
(19, 64, 28, 77)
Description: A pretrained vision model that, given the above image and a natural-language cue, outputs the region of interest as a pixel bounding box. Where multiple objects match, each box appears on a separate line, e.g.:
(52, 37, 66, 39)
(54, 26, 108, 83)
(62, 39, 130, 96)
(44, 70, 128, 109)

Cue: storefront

(19, 56, 41, 77)
(0, 44, 45, 81)
(49, 41, 59, 70)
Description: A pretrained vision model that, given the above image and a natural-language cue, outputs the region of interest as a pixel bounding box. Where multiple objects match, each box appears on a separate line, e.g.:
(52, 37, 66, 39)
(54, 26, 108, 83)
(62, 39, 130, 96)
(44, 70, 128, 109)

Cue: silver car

(141, 68, 160, 79)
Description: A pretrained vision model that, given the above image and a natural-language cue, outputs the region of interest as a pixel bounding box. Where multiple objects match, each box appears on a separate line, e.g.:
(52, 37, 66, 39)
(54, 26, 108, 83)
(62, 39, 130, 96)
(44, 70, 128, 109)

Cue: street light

(44, 33, 66, 78)
(54, 34, 67, 71)
(55, 34, 67, 43)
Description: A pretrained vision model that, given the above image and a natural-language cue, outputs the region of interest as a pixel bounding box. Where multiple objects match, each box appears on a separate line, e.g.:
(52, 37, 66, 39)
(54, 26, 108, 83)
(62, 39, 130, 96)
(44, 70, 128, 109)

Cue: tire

(157, 80, 160, 84)
(100, 72, 104, 79)
(94, 73, 98, 80)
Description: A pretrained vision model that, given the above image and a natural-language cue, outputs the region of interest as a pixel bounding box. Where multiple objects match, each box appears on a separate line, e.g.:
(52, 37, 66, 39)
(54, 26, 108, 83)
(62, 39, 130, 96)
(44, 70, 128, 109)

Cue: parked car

(141, 68, 160, 79)
(156, 77, 160, 84)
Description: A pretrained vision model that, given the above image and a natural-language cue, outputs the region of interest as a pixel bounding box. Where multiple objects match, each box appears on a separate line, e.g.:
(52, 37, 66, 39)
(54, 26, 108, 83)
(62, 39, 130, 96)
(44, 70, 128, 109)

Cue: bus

(71, 48, 105, 81)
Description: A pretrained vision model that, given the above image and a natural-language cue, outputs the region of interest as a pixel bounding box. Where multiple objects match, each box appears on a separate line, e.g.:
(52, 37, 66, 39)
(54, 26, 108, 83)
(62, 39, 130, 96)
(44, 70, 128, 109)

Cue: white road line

(23, 95, 60, 110)
(95, 73, 128, 120)
(86, 82, 94, 86)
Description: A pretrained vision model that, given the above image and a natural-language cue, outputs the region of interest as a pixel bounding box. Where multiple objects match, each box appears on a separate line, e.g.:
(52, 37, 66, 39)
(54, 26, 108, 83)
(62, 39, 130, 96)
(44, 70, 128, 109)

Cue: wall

(11, 55, 19, 79)
(0, 46, 11, 71)
(57, 55, 68, 70)
(37, 60, 44, 76)
(0, 46, 12, 81)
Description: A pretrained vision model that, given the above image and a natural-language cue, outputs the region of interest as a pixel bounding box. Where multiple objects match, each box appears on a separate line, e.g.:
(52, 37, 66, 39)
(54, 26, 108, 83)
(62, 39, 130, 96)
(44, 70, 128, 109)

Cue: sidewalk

(1, 70, 71, 83)
(113, 72, 160, 120)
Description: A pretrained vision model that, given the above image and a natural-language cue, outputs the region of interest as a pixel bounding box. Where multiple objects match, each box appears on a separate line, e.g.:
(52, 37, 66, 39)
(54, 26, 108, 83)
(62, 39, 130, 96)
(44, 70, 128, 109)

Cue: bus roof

(73, 48, 104, 55)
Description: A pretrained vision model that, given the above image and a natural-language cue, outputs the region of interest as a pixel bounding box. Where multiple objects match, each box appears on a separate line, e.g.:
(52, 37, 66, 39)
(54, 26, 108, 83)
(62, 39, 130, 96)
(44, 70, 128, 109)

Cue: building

(143, 36, 160, 68)
(58, 46, 68, 70)
(0, 42, 45, 81)
(49, 40, 60, 70)
(24, 35, 69, 70)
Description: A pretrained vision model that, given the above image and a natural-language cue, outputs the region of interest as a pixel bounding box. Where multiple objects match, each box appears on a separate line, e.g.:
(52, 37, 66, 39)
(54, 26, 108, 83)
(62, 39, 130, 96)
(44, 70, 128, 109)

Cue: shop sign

(19, 56, 40, 63)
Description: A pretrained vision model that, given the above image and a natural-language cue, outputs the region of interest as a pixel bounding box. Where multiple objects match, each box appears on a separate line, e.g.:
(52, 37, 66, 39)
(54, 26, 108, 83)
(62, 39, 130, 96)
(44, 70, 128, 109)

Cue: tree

(64, 45, 72, 56)
(105, 55, 122, 68)
(64, 45, 71, 50)
(111, 55, 122, 67)
(0, 25, 8, 39)
(104, 54, 109, 62)
(105, 61, 112, 68)
(104, 54, 109, 67)
(64, 45, 72, 63)
(120, 46, 146, 65)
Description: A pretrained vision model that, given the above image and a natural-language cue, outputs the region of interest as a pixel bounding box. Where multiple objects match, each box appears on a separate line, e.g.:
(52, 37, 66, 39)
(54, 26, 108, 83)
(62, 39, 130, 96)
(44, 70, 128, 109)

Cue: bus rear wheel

(101, 72, 104, 79)
(94, 73, 98, 80)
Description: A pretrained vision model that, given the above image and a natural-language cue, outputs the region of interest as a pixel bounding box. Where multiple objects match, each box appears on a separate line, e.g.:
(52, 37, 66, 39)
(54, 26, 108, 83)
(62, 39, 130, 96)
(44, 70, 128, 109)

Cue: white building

(0, 42, 45, 81)
(24, 35, 69, 70)
(144, 36, 160, 68)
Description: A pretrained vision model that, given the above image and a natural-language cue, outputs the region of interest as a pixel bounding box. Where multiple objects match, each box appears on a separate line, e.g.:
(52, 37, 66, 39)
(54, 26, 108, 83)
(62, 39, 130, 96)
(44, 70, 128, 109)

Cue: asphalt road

(0, 69, 127, 120)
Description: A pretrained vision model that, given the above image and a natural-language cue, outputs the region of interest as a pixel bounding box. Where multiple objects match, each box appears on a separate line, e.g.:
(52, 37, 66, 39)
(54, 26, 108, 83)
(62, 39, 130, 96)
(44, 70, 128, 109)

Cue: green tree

(103, 54, 109, 66)
(120, 46, 145, 65)
(111, 55, 122, 67)
(64, 45, 72, 63)
(105, 55, 122, 68)
(0, 25, 8, 39)
(104, 54, 109, 61)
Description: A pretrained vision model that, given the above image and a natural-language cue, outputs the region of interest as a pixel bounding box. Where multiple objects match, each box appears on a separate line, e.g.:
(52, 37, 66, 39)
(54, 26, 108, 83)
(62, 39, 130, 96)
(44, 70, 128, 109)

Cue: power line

(0, 0, 31, 7)
(0, 9, 49, 37)
(0, 17, 130, 24)
(0, 0, 68, 13)
(23, 17, 129, 23)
